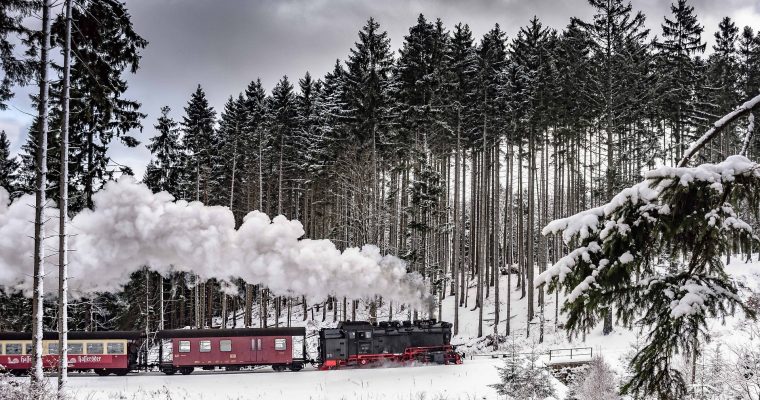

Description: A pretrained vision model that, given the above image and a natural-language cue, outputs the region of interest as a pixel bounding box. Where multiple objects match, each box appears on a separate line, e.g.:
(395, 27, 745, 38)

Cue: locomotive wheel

(94, 369, 110, 376)
(288, 363, 303, 372)
(179, 367, 194, 375)
(162, 367, 177, 375)
(114, 369, 129, 376)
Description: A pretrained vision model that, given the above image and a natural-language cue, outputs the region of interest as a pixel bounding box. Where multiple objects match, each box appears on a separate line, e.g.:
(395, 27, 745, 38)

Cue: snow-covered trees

(490, 339, 557, 400)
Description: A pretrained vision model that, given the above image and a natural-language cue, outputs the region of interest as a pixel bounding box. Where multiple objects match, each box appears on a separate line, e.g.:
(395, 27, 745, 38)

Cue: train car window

(356, 331, 372, 339)
(68, 343, 84, 354)
(6, 343, 21, 355)
(25, 343, 33, 355)
(220, 340, 232, 352)
(107, 342, 125, 354)
(199, 340, 211, 353)
(47, 343, 58, 354)
(87, 343, 104, 354)
(178, 340, 191, 353)
(274, 338, 287, 351)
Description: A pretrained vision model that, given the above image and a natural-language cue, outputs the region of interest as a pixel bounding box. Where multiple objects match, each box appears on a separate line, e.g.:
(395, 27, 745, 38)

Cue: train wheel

(271, 365, 286, 372)
(114, 369, 129, 376)
(179, 367, 194, 375)
(162, 367, 177, 375)
(288, 363, 303, 372)
(94, 369, 110, 376)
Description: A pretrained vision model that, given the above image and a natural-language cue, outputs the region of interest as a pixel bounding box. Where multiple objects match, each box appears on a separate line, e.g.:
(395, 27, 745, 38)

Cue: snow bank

(0, 178, 427, 307)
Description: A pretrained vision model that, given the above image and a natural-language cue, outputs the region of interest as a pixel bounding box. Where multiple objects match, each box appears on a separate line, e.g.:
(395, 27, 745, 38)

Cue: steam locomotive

(0, 320, 460, 375)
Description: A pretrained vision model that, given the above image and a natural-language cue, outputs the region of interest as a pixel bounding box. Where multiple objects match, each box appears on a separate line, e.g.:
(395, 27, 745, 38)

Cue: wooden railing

(470, 346, 593, 363)
(547, 347, 592, 362)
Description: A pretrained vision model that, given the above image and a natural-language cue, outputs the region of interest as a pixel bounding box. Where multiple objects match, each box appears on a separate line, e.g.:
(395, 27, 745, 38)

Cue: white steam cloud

(0, 178, 428, 307)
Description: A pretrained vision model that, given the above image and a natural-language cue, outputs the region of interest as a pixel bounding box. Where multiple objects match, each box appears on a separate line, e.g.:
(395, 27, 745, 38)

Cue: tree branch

(678, 94, 760, 167)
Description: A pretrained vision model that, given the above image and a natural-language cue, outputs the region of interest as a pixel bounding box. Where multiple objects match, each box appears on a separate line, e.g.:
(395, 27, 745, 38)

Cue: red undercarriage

(319, 345, 462, 370)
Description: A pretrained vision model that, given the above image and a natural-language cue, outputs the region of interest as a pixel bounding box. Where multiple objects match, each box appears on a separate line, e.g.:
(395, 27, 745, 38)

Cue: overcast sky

(2, 0, 759, 179)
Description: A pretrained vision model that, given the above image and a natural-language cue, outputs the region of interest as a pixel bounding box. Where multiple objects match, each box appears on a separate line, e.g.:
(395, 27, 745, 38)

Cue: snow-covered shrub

(724, 344, 760, 399)
(572, 356, 620, 400)
(490, 339, 556, 400)
(0, 374, 56, 400)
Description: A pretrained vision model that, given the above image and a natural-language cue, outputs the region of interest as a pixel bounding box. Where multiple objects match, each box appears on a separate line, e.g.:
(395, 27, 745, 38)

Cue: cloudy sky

(2, 0, 759, 178)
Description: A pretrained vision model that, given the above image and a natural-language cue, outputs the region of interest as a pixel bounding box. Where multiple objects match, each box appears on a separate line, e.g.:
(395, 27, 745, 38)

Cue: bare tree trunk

(32, 0, 51, 384)
(526, 131, 535, 337)
(56, 0, 72, 395)
(244, 284, 252, 327)
(505, 145, 513, 337)
(453, 108, 461, 335)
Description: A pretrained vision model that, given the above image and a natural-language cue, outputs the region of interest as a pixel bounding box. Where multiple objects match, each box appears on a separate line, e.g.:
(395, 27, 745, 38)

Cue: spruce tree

(654, 0, 705, 161)
(216, 94, 247, 218)
(268, 76, 298, 215)
(738, 26, 760, 101)
(344, 17, 394, 149)
(144, 106, 182, 196)
(181, 85, 217, 203)
(48, 0, 148, 211)
(708, 17, 740, 117)
(0, 130, 19, 196)
(241, 78, 269, 212)
(0, 0, 33, 109)
(490, 339, 557, 399)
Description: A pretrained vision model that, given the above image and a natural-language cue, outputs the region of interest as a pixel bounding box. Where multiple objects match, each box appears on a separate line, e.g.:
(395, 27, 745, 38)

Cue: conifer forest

(1, 0, 760, 399)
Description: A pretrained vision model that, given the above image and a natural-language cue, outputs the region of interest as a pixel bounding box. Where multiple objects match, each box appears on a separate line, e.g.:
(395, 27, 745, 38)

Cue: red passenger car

(157, 327, 307, 375)
(0, 331, 143, 376)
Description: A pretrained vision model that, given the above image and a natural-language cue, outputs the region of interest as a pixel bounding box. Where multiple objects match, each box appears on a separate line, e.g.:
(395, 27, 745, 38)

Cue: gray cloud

(2, 0, 759, 179)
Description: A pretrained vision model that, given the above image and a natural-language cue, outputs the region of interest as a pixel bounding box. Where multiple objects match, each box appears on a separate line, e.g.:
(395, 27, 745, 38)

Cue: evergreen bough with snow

(536, 99, 760, 398)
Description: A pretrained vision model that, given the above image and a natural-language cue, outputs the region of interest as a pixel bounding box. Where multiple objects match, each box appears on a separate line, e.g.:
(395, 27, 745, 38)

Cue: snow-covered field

(54, 360, 502, 400)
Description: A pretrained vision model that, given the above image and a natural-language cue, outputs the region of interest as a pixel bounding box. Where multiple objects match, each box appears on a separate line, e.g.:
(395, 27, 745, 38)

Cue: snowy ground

(33, 256, 760, 399)
(53, 360, 504, 400)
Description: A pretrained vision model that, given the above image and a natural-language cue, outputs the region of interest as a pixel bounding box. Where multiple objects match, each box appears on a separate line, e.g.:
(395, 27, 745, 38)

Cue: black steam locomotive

(318, 319, 461, 369)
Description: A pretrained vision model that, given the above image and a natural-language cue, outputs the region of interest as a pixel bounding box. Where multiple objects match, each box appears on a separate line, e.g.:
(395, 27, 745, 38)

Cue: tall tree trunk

(453, 107, 461, 335)
(31, 0, 51, 384)
(57, 0, 72, 395)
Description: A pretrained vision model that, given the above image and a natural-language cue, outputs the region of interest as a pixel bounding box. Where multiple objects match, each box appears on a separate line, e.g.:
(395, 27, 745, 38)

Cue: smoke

(0, 178, 428, 307)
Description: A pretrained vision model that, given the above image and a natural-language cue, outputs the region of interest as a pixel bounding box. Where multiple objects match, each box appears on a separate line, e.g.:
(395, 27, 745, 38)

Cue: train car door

(250, 337, 262, 364)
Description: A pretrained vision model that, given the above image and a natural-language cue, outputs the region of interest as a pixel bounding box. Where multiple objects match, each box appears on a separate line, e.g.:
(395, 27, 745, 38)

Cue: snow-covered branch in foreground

(0, 178, 427, 307)
(536, 155, 760, 398)
(542, 155, 760, 245)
